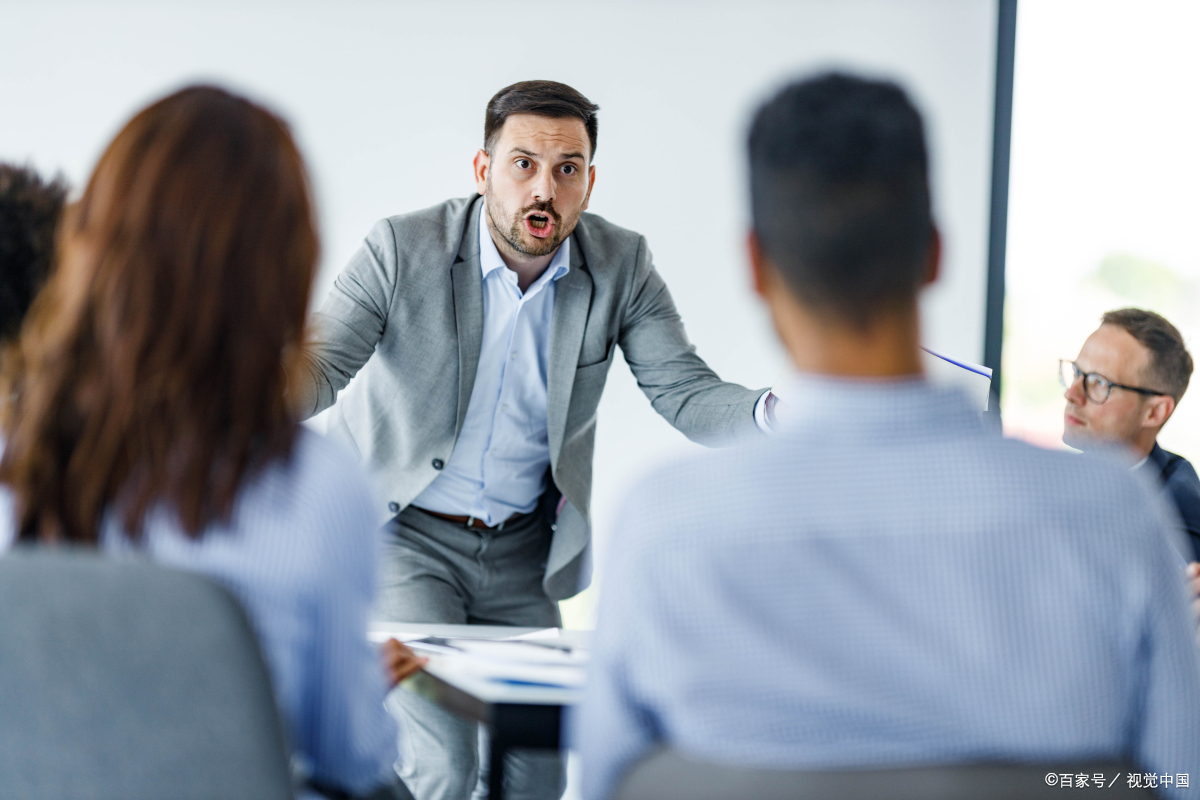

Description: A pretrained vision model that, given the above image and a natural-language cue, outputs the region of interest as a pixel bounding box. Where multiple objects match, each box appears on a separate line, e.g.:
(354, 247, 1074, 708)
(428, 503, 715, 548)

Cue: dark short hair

(1101, 308, 1193, 403)
(484, 80, 599, 161)
(748, 72, 934, 327)
(0, 164, 68, 342)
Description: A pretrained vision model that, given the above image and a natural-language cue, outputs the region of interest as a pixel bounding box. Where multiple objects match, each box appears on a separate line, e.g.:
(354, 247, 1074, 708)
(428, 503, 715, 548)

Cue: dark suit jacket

(1137, 442, 1200, 562)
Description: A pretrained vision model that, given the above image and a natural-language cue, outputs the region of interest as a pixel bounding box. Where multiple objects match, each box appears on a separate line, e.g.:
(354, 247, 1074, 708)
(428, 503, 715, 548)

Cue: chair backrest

(0, 549, 293, 800)
(614, 748, 1158, 800)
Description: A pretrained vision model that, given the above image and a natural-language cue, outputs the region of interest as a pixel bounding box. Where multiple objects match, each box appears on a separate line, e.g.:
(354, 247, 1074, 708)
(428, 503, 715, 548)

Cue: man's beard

(485, 184, 571, 258)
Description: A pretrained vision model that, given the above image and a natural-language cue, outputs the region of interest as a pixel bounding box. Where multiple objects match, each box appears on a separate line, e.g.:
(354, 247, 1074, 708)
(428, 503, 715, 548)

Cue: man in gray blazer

(294, 80, 770, 800)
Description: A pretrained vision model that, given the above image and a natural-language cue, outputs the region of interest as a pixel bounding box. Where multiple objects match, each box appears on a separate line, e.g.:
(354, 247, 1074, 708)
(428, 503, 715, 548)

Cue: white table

(370, 622, 589, 800)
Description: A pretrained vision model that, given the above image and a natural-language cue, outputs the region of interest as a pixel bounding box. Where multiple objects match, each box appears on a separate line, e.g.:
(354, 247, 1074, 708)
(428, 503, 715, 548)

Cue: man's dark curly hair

(0, 164, 69, 342)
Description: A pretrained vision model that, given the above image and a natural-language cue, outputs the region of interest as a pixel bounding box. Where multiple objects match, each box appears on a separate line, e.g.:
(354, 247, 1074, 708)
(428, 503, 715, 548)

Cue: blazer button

(432, 458, 445, 470)
(388, 502, 399, 513)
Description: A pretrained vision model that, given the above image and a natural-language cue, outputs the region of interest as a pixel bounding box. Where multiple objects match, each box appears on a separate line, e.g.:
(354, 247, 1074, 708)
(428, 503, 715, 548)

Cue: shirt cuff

(754, 389, 774, 433)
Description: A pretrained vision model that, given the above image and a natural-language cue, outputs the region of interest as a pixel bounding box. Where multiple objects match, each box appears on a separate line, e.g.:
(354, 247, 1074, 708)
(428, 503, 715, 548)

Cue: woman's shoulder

(256, 429, 379, 581)
(256, 429, 376, 521)
(288, 428, 369, 485)
(139, 429, 378, 578)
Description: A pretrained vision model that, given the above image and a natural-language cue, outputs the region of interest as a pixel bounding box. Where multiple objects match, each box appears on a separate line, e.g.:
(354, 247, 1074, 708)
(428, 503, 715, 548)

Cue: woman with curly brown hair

(0, 86, 416, 800)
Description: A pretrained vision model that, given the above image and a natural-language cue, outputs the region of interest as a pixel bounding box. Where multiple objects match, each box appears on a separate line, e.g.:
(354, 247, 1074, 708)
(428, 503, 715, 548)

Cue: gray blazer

(296, 195, 763, 599)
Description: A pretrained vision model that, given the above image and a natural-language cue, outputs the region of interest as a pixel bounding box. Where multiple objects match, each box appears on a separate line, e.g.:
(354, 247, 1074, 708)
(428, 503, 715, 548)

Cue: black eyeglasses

(1058, 360, 1167, 405)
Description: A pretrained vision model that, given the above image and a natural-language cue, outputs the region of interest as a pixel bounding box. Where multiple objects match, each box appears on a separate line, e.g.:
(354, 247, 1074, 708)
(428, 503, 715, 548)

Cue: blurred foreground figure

(577, 73, 1200, 800)
(1061, 309, 1200, 561)
(0, 163, 67, 345)
(0, 87, 415, 800)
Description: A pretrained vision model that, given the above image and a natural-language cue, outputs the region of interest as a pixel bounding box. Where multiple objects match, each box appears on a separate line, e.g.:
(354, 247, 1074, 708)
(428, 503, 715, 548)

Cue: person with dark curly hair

(0, 164, 68, 343)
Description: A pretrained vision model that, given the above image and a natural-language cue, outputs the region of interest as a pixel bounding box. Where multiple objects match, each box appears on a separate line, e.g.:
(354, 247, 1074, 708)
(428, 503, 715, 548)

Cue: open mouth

(523, 211, 555, 239)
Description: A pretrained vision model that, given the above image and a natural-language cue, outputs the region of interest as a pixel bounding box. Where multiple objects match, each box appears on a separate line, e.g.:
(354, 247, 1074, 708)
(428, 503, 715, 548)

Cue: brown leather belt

(414, 507, 524, 531)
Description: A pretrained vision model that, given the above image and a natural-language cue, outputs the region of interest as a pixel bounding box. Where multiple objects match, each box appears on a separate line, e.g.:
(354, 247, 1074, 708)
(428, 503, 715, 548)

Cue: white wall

(0, 0, 1000, 620)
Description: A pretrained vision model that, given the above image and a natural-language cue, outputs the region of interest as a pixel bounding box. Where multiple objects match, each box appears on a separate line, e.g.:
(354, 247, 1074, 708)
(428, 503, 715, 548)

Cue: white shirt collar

(478, 202, 570, 287)
(772, 368, 927, 428)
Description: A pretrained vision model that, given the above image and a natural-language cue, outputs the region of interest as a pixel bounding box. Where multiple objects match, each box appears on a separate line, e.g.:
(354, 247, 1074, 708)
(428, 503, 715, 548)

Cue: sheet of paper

(418, 638, 586, 665)
(504, 627, 562, 641)
(427, 652, 587, 690)
(920, 347, 993, 412)
(367, 628, 435, 644)
(504, 627, 593, 651)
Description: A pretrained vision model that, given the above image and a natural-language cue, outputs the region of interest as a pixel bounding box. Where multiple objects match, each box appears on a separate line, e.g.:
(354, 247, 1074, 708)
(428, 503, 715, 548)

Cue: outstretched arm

(292, 220, 398, 419)
(618, 236, 767, 446)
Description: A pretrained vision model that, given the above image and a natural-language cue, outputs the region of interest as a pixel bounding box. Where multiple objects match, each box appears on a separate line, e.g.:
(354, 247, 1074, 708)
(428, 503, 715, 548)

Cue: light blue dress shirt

(411, 206, 570, 526)
(576, 376, 1200, 800)
(0, 431, 399, 797)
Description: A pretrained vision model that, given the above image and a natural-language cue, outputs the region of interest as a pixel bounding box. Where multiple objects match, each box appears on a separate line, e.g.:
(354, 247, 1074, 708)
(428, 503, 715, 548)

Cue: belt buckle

(466, 515, 505, 531)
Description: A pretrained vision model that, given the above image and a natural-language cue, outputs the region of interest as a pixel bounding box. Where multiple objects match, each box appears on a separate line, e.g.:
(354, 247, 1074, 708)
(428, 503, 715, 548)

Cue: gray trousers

(379, 506, 566, 800)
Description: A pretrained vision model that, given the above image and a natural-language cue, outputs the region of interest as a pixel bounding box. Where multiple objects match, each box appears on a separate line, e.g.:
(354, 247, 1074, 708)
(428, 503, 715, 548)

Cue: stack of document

(408, 635, 588, 690)
(365, 627, 591, 694)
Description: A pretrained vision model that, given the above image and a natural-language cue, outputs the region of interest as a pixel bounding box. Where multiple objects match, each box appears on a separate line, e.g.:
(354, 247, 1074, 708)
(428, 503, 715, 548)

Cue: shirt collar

(1129, 441, 1162, 470)
(772, 369, 984, 441)
(478, 202, 571, 285)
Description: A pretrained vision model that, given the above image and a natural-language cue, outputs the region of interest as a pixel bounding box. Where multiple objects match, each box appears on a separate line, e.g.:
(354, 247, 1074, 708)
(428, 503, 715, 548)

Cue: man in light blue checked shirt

(576, 73, 1200, 799)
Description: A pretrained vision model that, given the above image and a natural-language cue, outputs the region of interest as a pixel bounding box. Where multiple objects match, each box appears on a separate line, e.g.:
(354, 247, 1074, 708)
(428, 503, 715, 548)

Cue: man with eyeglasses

(1061, 308, 1200, 561)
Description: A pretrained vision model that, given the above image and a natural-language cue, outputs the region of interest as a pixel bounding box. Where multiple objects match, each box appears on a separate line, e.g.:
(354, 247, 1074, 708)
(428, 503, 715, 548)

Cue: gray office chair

(0, 549, 293, 800)
(614, 748, 1159, 800)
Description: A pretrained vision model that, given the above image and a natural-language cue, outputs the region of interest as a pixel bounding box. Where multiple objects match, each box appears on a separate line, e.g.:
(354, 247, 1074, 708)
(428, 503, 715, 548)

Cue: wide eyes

(511, 159, 581, 176)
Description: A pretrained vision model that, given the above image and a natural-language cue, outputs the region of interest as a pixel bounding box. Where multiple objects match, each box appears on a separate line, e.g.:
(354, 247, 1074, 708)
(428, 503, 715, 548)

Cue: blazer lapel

(451, 200, 485, 440)
(547, 240, 593, 469)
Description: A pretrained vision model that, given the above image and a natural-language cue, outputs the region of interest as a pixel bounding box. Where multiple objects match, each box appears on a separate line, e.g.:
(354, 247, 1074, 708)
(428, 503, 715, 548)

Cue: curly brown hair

(0, 164, 68, 343)
(0, 86, 318, 543)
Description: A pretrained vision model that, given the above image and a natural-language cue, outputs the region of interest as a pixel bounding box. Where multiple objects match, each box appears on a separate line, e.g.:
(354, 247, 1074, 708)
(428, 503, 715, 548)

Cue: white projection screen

(0, 0, 1008, 617)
